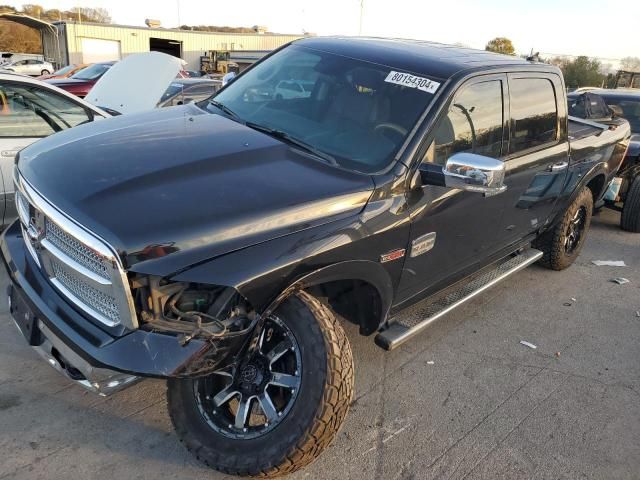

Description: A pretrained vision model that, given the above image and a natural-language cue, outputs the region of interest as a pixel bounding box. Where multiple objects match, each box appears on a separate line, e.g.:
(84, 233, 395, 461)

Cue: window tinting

(211, 45, 440, 173)
(432, 80, 504, 165)
(0, 83, 91, 138)
(509, 78, 558, 154)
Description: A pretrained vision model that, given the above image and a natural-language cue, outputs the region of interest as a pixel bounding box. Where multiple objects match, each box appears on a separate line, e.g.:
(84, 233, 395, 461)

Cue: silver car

(2, 59, 54, 76)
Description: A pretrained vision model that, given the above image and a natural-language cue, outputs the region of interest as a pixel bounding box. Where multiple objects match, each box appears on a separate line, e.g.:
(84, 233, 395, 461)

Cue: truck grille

(45, 219, 110, 280)
(51, 261, 121, 325)
(14, 172, 137, 329)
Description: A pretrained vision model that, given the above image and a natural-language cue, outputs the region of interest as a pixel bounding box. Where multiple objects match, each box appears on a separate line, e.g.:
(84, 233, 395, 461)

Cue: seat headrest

(350, 68, 383, 90)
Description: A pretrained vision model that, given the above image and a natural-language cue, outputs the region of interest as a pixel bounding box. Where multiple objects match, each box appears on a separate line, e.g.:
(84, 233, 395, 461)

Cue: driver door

(395, 74, 510, 307)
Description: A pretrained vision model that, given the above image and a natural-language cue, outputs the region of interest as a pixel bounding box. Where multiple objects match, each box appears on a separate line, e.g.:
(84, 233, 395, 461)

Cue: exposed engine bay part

(133, 276, 257, 347)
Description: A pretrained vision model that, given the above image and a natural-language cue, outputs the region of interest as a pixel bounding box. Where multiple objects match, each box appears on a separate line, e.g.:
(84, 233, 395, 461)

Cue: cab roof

(294, 36, 542, 80)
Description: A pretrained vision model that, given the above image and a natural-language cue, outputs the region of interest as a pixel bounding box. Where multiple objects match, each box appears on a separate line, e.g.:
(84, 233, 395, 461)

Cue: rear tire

(534, 186, 593, 270)
(621, 175, 640, 232)
(167, 291, 354, 477)
(40, 69, 50, 75)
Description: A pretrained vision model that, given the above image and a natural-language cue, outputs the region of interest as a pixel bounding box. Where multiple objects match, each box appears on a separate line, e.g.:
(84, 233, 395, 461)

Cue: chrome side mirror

(443, 153, 507, 195)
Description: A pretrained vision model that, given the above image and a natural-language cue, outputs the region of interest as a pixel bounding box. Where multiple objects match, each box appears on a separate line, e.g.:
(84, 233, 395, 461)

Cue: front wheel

(534, 186, 593, 270)
(621, 175, 640, 232)
(40, 69, 50, 75)
(167, 291, 354, 477)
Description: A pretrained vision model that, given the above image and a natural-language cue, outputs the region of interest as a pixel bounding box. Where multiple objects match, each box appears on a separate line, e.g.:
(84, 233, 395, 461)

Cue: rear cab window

(508, 77, 559, 155)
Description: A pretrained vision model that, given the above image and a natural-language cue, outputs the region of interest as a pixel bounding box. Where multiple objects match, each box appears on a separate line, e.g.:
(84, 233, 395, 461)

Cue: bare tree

(620, 57, 640, 72)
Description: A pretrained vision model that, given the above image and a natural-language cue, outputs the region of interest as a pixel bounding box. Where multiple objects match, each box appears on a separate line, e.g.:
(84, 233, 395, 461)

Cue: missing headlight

(133, 276, 256, 345)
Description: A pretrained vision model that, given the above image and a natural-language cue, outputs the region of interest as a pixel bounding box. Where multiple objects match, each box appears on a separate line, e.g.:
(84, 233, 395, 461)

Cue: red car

(46, 61, 114, 98)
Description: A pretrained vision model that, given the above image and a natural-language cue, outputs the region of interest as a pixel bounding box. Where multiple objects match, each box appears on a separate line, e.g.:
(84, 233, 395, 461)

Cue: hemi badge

(411, 232, 436, 257)
(380, 249, 406, 263)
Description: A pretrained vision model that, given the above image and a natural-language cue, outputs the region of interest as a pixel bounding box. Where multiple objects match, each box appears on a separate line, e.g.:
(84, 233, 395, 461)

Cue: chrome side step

(375, 248, 543, 351)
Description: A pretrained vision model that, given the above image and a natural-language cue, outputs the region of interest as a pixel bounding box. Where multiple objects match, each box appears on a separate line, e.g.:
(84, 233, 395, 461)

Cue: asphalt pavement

(0, 207, 638, 480)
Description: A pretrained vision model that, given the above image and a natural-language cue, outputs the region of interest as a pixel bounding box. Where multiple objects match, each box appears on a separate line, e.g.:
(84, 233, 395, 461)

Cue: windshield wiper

(209, 100, 242, 122)
(245, 122, 338, 166)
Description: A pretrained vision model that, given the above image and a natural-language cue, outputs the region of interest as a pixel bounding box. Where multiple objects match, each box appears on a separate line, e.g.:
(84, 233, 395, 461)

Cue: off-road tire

(534, 186, 593, 270)
(167, 291, 354, 477)
(621, 175, 640, 232)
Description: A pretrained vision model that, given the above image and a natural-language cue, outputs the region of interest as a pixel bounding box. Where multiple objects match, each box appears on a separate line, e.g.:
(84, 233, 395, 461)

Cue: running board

(375, 248, 543, 351)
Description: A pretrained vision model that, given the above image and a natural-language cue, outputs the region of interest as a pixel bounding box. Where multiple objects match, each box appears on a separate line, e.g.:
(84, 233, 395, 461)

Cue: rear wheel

(534, 186, 593, 270)
(167, 291, 354, 477)
(621, 175, 640, 232)
(40, 69, 50, 75)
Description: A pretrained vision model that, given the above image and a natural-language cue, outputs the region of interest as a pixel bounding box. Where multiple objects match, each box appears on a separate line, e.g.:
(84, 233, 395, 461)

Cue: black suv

(2, 37, 631, 476)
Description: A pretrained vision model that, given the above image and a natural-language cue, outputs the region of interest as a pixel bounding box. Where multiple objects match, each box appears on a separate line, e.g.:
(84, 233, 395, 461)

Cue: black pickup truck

(1, 38, 631, 477)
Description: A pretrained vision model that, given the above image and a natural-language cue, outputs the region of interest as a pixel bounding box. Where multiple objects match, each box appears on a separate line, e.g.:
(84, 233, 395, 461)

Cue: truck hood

(17, 105, 374, 274)
(85, 52, 184, 114)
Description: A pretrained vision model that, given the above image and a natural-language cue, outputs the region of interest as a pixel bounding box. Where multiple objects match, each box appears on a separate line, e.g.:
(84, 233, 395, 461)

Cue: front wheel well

(306, 279, 383, 336)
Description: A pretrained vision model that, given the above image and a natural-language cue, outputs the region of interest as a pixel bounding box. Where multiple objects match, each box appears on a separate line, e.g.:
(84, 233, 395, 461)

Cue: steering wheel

(374, 123, 408, 137)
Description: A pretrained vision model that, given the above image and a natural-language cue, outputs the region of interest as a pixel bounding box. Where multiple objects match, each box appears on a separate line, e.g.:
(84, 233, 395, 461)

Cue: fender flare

(261, 260, 395, 332)
(566, 162, 609, 207)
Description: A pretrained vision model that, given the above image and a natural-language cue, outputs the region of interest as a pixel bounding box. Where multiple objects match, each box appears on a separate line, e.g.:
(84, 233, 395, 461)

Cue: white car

(273, 80, 315, 100)
(0, 52, 185, 226)
(2, 59, 55, 76)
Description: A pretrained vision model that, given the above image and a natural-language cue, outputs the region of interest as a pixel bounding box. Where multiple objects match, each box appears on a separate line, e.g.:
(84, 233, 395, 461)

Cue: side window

(432, 80, 504, 165)
(0, 83, 91, 138)
(509, 78, 558, 154)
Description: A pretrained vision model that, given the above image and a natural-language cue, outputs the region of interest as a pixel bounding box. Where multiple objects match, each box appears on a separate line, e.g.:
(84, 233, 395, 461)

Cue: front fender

(170, 209, 409, 331)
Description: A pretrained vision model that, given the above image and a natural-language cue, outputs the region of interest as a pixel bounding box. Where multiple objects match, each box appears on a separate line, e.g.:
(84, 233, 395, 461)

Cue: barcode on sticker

(384, 71, 440, 93)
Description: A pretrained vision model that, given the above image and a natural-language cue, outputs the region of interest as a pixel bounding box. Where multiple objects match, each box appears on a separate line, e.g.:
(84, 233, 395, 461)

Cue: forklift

(200, 51, 239, 77)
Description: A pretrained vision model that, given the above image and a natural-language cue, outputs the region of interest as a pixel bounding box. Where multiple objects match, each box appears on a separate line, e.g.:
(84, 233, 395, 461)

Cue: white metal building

(0, 14, 304, 71)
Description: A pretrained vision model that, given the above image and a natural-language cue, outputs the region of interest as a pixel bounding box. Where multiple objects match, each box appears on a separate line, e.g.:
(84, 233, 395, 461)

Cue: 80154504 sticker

(384, 71, 440, 94)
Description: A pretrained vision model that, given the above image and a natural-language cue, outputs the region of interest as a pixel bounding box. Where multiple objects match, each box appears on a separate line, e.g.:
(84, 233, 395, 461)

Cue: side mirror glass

(419, 152, 507, 196)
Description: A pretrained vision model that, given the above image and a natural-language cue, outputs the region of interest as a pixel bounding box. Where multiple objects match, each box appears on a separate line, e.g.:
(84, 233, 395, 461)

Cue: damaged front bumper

(1, 222, 245, 396)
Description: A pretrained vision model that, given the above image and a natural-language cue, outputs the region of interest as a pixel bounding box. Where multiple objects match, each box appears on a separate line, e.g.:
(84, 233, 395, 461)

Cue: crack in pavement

(459, 376, 569, 480)
(424, 366, 545, 472)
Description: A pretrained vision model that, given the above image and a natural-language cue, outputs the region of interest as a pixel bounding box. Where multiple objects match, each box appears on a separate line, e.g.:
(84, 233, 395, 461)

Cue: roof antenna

(526, 49, 540, 62)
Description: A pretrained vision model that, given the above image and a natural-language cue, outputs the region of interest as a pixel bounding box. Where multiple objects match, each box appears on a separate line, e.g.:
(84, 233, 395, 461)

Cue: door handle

(548, 161, 568, 172)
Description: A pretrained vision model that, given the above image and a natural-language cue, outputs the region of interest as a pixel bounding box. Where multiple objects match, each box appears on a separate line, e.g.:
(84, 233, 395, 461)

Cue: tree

(620, 56, 640, 72)
(485, 37, 515, 55)
(553, 56, 606, 89)
(0, 4, 111, 54)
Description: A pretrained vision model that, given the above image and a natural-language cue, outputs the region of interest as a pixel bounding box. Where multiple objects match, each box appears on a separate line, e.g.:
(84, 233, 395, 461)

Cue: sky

(6, 0, 639, 61)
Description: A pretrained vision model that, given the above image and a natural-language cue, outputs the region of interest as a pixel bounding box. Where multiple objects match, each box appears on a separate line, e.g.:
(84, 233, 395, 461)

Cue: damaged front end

(129, 275, 260, 377)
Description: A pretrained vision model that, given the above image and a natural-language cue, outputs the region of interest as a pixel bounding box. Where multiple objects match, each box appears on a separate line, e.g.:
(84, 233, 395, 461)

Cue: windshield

(72, 63, 111, 80)
(605, 97, 640, 133)
(160, 83, 185, 102)
(52, 65, 76, 76)
(209, 45, 440, 173)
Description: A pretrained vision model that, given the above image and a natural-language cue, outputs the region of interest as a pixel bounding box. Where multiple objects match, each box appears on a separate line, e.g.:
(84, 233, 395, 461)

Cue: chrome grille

(16, 189, 29, 224)
(51, 260, 121, 325)
(14, 171, 137, 329)
(45, 219, 110, 280)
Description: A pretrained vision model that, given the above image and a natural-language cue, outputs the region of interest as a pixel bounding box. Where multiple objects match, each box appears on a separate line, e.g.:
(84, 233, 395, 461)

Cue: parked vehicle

(0, 52, 185, 226)
(568, 88, 640, 231)
(274, 79, 315, 99)
(614, 70, 640, 89)
(0, 52, 44, 66)
(2, 38, 631, 477)
(157, 78, 221, 108)
(1, 58, 54, 76)
(37, 64, 89, 80)
(46, 62, 115, 98)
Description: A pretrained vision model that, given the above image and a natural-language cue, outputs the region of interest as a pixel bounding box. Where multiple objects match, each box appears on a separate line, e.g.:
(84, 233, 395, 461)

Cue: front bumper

(1, 222, 218, 394)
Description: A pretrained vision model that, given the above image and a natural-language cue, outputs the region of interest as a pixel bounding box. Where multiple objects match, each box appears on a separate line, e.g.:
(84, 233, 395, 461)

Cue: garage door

(80, 38, 121, 63)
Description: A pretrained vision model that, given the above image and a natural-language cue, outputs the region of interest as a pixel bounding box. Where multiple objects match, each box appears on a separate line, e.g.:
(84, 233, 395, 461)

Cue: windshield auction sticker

(384, 71, 440, 93)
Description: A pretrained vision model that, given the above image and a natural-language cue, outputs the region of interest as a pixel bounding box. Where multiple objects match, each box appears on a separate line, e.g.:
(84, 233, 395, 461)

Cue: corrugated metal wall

(61, 23, 301, 70)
